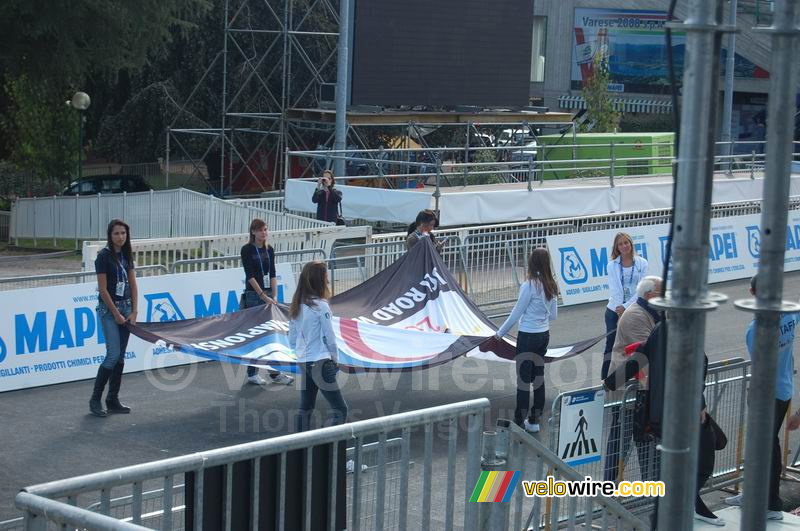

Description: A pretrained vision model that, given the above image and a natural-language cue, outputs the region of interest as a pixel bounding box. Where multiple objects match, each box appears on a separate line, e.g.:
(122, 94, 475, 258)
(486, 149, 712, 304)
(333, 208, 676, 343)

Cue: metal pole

(434, 162, 442, 215)
(166, 128, 171, 189)
(721, 0, 738, 175)
(609, 141, 616, 188)
(77, 111, 84, 184)
(333, 0, 351, 178)
(652, 0, 723, 529)
(477, 432, 509, 531)
(220, 0, 230, 197)
(739, 1, 800, 528)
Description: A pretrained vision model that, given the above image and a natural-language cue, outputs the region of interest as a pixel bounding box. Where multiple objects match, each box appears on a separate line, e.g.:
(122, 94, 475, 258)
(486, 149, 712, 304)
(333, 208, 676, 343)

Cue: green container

(536, 132, 675, 180)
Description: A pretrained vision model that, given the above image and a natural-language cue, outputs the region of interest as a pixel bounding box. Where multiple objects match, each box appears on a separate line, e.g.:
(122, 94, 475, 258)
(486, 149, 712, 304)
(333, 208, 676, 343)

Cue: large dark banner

(129, 239, 604, 371)
(350, 0, 534, 107)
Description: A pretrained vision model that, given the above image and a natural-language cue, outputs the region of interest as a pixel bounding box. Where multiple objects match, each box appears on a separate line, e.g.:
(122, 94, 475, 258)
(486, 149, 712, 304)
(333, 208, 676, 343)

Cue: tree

(581, 54, 619, 133)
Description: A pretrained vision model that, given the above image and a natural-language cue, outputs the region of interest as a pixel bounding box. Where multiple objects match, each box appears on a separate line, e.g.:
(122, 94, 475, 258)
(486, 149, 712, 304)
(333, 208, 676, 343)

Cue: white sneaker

(767, 511, 784, 520)
(724, 493, 743, 506)
(269, 373, 294, 385)
(247, 374, 267, 385)
(523, 420, 540, 434)
(694, 513, 726, 526)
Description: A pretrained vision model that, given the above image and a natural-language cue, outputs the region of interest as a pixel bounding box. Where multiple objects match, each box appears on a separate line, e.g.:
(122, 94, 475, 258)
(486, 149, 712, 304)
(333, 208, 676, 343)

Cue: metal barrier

(81, 224, 371, 273)
(9, 188, 331, 244)
(0, 265, 169, 292)
(545, 357, 753, 522)
(490, 419, 649, 530)
(168, 248, 327, 274)
(15, 399, 488, 531)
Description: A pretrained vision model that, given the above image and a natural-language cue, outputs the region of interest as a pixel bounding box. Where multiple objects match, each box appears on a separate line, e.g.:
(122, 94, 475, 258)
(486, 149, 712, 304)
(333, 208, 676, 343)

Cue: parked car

(508, 141, 539, 181)
(62, 174, 153, 196)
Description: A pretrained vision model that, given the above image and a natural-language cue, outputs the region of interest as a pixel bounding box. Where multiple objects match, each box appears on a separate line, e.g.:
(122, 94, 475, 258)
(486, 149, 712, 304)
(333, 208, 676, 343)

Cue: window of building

(531, 16, 547, 83)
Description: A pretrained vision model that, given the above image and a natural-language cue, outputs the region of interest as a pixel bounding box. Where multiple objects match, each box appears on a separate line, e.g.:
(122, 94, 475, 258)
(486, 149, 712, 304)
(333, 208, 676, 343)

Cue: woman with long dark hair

(601, 232, 648, 379)
(288, 261, 348, 431)
(312, 169, 343, 223)
(90, 219, 138, 417)
(405, 209, 444, 252)
(240, 218, 294, 386)
(494, 248, 559, 433)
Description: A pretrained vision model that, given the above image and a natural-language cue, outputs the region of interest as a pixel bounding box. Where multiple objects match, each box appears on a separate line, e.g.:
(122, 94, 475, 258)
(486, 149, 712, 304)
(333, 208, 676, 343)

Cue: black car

(62, 174, 153, 195)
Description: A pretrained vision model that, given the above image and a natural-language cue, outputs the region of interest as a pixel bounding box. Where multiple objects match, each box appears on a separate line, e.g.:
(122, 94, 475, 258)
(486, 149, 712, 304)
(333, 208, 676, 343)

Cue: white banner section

(284, 179, 433, 224)
(547, 212, 800, 306)
(558, 389, 605, 466)
(0, 266, 297, 392)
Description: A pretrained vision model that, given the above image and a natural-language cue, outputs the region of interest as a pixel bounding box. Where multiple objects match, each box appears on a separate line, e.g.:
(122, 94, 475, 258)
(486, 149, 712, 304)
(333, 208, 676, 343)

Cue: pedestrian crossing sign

(557, 389, 604, 466)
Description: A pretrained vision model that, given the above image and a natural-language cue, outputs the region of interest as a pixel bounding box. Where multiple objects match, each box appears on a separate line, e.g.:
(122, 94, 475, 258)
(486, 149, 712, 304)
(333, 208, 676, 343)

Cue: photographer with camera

(312, 169, 343, 224)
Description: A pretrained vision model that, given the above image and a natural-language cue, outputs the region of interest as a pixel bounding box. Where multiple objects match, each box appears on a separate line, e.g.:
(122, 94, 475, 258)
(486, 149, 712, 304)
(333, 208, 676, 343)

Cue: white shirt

(606, 255, 648, 311)
(288, 299, 339, 363)
(496, 279, 558, 337)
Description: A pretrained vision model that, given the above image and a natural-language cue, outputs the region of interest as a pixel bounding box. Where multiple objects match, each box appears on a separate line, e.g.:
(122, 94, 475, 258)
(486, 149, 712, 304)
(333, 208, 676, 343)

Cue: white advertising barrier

(284, 179, 433, 224)
(547, 211, 800, 306)
(558, 389, 605, 466)
(0, 265, 298, 392)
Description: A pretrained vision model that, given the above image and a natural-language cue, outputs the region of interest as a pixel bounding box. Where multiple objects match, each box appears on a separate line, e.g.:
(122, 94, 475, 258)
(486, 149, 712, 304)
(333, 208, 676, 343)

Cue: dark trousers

(695, 417, 716, 515)
(601, 308, 619, 379)
(295, 359, 348, 432)
(770, 399, 790, 511)
(241, 290, 277, 378)
(515, 331, 549, 425)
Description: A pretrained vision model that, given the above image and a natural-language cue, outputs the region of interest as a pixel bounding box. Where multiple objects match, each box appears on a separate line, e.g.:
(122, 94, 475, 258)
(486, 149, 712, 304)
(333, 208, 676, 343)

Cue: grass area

(148, 173, 210, 193)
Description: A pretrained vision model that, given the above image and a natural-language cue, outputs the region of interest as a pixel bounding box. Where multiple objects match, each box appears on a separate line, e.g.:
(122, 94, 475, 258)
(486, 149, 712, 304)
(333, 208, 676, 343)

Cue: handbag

(707, 413, 728, 451)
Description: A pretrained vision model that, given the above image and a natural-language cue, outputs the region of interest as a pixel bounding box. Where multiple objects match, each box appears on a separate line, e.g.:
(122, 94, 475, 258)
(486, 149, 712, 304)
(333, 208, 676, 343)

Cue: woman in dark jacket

(312, 170, 342, 222)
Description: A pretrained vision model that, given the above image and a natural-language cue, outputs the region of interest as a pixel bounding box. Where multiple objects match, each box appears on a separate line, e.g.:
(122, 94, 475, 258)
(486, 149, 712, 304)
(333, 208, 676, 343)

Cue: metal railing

(168, 248, 327, 274)
(16, 399, 488, 531)
(9, 188, 330, 245)
(490, 420, 650, 530)
(286, 140, 774, 192)
(0, 265, 169, 292)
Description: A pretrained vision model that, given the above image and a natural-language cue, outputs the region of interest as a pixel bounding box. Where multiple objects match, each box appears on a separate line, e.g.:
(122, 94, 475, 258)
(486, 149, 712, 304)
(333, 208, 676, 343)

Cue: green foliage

(581, 54, 619, 133)
(2, 75, 78, 187)
(464, 149, 504, 185)
(620, 113, 675, 133)
(0, 0, 210, 84)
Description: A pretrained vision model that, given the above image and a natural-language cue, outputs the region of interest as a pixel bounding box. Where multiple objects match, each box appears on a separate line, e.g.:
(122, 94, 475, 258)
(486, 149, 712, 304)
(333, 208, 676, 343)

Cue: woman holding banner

(601, 232, 648, 380)
(90, 219, 138, 417)
(240, 218, 294, 386)
(289, 261, 348, 431)
(494, 248, 559, 434)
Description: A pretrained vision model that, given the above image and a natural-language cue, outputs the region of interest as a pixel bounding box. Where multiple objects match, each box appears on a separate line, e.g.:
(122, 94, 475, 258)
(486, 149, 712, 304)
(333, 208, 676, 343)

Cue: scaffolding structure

(163, 0, 575, 197)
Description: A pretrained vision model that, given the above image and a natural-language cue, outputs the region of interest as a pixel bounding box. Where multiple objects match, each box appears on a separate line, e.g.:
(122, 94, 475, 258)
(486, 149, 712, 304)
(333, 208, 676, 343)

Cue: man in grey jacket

(602, 275, 662, 482)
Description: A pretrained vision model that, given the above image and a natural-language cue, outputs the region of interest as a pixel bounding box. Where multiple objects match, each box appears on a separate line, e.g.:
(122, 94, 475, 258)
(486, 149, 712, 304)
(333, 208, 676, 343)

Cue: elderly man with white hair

(602, 275, 662, 483)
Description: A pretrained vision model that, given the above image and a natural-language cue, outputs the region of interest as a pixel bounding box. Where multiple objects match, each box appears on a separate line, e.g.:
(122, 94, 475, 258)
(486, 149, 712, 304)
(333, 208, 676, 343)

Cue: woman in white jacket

(288, 261, 348, 431)
(601, 232, 648, 379)
(495, 248, 559, 433)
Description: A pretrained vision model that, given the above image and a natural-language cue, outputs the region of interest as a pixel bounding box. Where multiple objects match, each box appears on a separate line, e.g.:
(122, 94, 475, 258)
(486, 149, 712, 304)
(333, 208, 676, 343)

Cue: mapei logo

(145, 293, 186, 322)
(559, 247, 588, 285)
(0, 336, 6, 363)
(745, 225, 761, 259)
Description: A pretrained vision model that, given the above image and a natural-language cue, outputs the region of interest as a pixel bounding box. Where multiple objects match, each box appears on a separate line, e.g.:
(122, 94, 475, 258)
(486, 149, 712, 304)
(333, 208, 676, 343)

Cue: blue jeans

(295, 359, 348, 432)
(98, 299, 132, 369)
(241, 290, 273, 378)
(515, 331, 549, 425)
(602, 308, 619, 380)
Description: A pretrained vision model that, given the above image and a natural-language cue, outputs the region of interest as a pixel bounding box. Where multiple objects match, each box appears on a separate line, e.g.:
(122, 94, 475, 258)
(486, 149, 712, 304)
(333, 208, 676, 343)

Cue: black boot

(90, 366, 112, 417)
(106, 362, 131, 414)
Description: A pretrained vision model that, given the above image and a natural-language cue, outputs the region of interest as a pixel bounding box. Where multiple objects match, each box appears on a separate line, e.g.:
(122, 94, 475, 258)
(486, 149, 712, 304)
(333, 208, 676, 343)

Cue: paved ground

(2, 270, 800, 527)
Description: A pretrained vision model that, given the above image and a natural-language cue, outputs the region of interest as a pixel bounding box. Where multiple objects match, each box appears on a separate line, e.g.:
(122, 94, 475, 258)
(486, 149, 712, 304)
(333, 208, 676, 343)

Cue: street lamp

(68, 91, 91, 184)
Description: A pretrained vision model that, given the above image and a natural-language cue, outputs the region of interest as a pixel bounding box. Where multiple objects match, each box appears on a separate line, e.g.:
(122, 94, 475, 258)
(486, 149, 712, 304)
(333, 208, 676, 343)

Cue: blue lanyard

(254, 244, 269, 280)
(108, 247, 128, 283)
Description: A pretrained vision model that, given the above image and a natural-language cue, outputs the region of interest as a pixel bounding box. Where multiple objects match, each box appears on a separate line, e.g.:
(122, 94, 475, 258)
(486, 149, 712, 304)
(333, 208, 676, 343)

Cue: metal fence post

(738, 0, 800, 528)
(434, 162, 442, 215)
(52, 195, 56, 247)
(609, 141, 616, 188)
(650, 0, 723, 528)
(165, 128, 171, 190)
(527, 155, 534, 192)
(478, 431, 510, 531)
(32, 198, 37, 247)
(74, 194, 79, 250)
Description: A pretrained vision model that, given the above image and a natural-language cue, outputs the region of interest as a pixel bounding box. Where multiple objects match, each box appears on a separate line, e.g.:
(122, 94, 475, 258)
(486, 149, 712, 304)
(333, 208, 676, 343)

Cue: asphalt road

(1, 272, 799, 522)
